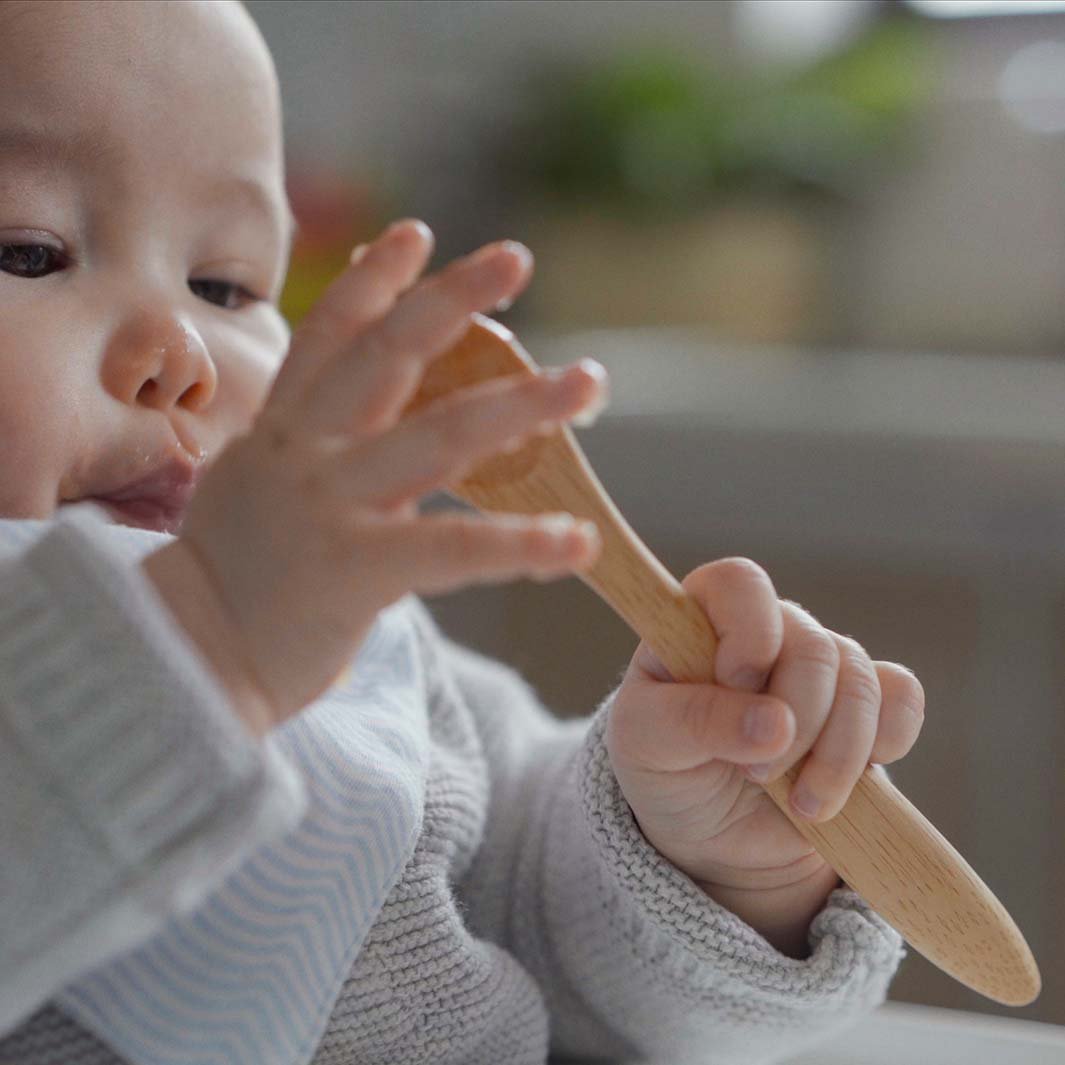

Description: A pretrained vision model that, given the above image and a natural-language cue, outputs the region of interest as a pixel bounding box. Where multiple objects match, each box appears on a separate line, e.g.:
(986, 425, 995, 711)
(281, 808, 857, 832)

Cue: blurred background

(246, 0, 1065, 1028)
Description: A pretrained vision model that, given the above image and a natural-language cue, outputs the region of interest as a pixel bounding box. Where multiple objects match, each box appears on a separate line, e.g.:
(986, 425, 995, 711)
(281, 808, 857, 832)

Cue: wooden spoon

(408, 314, 1041, 1007)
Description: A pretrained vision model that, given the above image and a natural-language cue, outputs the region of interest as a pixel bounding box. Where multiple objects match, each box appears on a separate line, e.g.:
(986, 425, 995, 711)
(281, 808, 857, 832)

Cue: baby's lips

(80, 452, 204, 534)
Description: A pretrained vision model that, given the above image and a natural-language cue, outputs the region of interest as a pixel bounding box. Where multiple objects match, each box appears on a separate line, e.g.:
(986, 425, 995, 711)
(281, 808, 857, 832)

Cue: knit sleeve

(416, 605, 903, 1064)
(0, 510, 307, 1035)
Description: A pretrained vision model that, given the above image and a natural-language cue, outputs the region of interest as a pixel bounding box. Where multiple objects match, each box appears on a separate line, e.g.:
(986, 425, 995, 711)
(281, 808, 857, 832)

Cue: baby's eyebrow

(0, 121, 121, 170)
(208, 173, 293, 249)
(0, 120, 294, 253)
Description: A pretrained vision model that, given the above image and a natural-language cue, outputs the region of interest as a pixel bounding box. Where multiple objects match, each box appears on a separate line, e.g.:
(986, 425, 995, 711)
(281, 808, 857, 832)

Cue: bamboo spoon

(407, 314, 1041, 1007)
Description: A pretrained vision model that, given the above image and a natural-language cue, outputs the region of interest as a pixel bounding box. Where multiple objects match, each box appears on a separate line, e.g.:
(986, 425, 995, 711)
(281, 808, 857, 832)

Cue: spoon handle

(455, 421, 1040, 1007)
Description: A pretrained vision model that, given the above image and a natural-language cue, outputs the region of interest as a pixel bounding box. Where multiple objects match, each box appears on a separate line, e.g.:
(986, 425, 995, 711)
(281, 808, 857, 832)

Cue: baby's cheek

(200, 306, 288, 453)
(0, 356, 74, 518)
(212, 340, 283, 437)
(0, 410, 62, 518)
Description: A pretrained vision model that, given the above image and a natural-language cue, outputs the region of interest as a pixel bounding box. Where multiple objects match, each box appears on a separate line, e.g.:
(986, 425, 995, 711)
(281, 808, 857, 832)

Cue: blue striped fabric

(8, 516, 431, 1065)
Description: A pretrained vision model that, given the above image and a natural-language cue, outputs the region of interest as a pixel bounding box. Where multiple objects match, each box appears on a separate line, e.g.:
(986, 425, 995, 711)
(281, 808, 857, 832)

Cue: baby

(0, 2, 924, 1064)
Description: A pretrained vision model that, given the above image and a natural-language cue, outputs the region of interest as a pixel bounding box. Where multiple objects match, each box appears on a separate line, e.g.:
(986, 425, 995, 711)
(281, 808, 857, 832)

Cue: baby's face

(0, 0, 292, 531)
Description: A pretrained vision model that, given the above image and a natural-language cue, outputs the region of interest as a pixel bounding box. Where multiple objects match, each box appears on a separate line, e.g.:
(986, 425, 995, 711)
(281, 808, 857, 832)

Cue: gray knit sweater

(0, 510, 904, 1065)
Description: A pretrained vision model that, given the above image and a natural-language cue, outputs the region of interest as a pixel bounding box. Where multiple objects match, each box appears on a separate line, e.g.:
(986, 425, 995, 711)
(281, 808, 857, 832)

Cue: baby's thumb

(615, 677, 794, 773)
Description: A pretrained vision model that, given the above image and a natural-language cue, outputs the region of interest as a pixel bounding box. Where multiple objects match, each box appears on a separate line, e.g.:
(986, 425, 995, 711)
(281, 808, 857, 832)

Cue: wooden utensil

(408, 314, 1041, 1007)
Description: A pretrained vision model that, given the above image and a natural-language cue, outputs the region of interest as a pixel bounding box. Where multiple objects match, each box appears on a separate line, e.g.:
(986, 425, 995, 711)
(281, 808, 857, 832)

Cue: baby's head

(0, 0, 292, 531)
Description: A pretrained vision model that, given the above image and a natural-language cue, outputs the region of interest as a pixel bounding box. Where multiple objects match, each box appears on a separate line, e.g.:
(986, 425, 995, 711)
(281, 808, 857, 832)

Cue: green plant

(506, 17, 931, 216)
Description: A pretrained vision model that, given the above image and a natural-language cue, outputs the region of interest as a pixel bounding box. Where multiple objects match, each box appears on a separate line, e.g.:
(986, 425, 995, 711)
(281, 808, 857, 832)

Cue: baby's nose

(100, 308, 218, 413)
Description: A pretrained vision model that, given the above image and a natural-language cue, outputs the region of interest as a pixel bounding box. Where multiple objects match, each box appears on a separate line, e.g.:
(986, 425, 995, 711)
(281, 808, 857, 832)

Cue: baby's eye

(189, 278, 259, 310)
(0, 243, 66, 279)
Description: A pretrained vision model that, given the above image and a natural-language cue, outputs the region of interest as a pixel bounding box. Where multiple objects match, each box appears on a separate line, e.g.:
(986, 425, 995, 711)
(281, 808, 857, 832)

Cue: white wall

(245, 0, 734, 257)
(247, 1, 1065, 355)
(852, 11, 1065, 355)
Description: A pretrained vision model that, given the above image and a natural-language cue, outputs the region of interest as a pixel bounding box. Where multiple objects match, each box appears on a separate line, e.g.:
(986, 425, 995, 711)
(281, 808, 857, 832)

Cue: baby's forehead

(1, 1, 282, 174)
(0, 0, 289, 254)
(0, 0, 278, 123)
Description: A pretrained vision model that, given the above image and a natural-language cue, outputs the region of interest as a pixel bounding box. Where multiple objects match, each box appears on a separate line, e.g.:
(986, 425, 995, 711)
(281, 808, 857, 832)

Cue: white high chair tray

(784, 1002, 1065, 1064)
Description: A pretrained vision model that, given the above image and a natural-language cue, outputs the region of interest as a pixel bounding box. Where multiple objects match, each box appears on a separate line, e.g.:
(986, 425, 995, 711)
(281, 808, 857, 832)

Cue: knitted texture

(0, 517, 905, 1065)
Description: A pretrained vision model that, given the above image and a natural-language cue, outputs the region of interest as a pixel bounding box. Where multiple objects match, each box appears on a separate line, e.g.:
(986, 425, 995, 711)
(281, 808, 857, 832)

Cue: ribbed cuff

(578, 697, 904, 1006)
(0, 508, 305, 1025)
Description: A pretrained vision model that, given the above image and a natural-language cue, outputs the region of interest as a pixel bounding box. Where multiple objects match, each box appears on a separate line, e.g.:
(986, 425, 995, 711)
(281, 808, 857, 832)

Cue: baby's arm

(0, 222, 605, 1037)
(0, 513, 305, 1036)
(419, 604, 904, 1064)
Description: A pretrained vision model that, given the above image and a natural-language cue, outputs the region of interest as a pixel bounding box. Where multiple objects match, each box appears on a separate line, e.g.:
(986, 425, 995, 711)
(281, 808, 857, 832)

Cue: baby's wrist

(695, 857, 842, 959)
(143, 540, 279, 737)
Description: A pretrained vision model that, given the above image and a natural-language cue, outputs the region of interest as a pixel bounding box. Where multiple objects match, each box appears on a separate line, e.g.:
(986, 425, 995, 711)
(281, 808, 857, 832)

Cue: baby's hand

(607, 559, 924, 955)
(146, 221, 604, 730)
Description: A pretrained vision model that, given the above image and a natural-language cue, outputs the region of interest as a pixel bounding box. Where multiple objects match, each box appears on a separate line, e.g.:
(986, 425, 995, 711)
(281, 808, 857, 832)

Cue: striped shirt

(0, 507, 904, 1064)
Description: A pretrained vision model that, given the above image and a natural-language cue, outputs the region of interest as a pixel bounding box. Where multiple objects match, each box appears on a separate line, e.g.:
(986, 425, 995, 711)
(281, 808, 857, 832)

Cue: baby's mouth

(80, 455, 203, 534)
(90, 496, 187, 534)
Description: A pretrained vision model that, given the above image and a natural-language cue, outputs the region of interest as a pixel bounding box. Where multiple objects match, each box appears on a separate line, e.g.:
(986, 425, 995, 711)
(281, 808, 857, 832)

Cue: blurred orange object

(280, 163, 383, 326)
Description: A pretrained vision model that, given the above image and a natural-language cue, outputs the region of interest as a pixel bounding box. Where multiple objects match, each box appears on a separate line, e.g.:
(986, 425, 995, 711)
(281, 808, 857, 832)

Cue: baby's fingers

(612, 669, 795, 774)
(269, 219, 434, 414)
(870, 662, 925, 764)
(677, 558, 783, 689)
(366, 512, 600, 601)
(337, 361, 605, 508)
(304, 240, 533, 438)
(785, 635, 881, 823)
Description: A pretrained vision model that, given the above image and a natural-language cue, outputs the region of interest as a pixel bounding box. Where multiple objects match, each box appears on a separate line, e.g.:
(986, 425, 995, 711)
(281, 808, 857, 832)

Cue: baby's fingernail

(474, 239, 530, 269)
(500, 240, 533, 271)
(571, 396, 606, 428)
(538, 513, 578, 539)
(637, 647, 674, 682)
(746, 764, 771, 783)
(729, 667, 768, 691)
(570, 360, 610, 428)
(743, 704, 779, 745)
(576, 520, 601, 553)
(790, 782, 822, 820)
(577, 357, 608, 385)
(386, 217, 431, 240)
